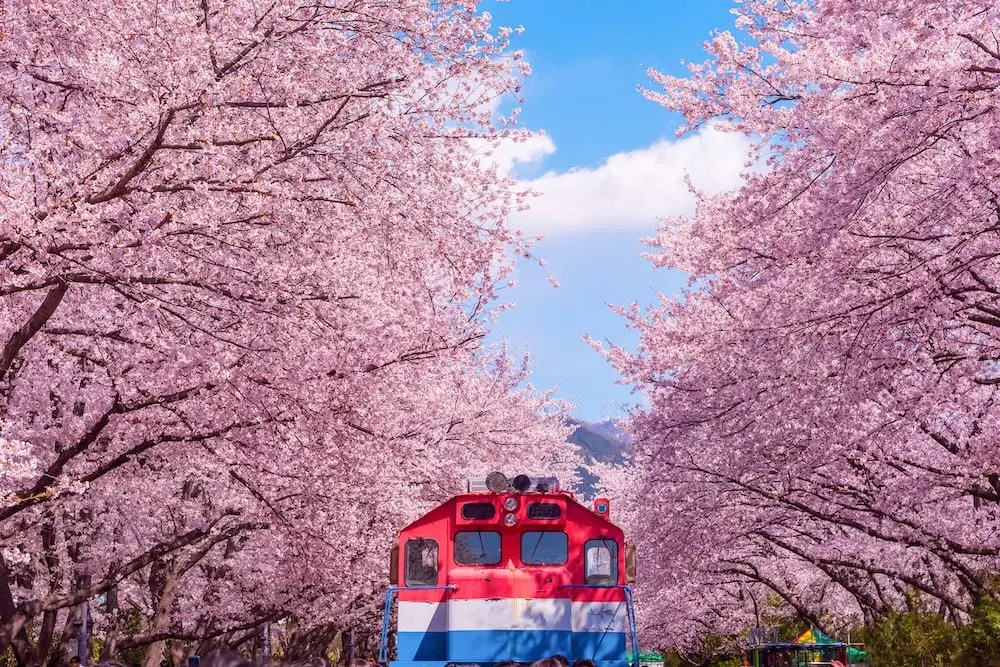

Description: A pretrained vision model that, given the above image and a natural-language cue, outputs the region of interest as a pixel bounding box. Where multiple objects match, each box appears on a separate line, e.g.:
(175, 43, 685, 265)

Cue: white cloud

(478, 132, 557, 175)
(507, 125, 756, 235)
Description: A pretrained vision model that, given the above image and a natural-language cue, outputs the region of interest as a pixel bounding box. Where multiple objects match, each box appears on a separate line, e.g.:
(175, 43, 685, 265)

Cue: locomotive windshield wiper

(600, 537, 616, 582)
(527, 531, 545, 562)
(476, 531, 486, 563)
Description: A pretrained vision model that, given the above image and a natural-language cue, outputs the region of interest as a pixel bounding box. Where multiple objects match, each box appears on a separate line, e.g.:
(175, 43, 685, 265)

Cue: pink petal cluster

(605, 0, 1000, 651)
(0, 1, 573, 663)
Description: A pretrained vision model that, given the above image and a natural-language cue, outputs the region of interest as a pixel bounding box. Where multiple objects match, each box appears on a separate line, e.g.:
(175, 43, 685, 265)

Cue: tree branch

(0, 280, 69, 381)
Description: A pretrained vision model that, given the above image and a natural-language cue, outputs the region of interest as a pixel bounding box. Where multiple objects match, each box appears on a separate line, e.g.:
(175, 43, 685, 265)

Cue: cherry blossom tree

(600, 0, 1000, 651)
(1, 1, 572, 664)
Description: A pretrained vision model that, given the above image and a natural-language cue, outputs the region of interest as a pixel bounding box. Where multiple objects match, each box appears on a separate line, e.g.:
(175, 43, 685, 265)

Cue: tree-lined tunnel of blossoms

(4, 0, 1000, 666)
(0, 2, 574, 666)
(599, 0, 1000, 658)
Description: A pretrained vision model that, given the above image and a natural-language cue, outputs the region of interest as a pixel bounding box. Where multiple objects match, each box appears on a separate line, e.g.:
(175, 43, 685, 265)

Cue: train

(378, 472, 639, 667)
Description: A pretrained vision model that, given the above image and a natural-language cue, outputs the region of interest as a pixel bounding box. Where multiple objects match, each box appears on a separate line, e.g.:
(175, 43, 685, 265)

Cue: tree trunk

(45, 608, 80, 667)
(355, 630, 376, 663)
(36, 610, 58, 666)
(0, 552, 34, 664)
(100, 610, 121, 662)
(169, 639, 186, 667)
(282, 622, 339, 664)
(142, 563, 182, 667)
(36, 514, 61, 667)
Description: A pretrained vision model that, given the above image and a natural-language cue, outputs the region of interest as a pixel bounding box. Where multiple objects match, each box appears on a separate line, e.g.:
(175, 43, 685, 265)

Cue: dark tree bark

(0, 282, 68, 381)
(282, 622, 339, 664)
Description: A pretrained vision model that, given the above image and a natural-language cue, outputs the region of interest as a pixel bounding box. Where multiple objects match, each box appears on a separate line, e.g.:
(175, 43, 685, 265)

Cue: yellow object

(795, 628, 816, 643)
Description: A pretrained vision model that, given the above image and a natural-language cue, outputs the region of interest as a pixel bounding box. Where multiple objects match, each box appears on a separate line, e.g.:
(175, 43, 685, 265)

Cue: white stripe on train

(398, 599, 629, 634)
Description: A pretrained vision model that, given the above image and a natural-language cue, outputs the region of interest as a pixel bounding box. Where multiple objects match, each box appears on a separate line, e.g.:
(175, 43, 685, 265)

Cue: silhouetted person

(572, 660, 597, 667)
(70, 656, 81, 667)
(552, 656, 569, 667)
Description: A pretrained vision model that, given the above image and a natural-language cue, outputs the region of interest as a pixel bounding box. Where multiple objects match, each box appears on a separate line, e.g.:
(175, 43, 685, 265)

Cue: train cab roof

(397, 473, 621, 537)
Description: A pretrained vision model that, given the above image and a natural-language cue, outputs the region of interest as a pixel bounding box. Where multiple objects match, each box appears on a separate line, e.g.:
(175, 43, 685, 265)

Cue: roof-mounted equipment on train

(467, 472, 561, 493)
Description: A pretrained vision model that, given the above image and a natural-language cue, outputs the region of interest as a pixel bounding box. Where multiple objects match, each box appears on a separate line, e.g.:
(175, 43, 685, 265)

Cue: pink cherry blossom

(604, 0, 1000, 651)
(0, 1, 573, 663)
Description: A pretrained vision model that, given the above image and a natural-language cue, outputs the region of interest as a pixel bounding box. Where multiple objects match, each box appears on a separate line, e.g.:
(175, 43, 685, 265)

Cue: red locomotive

(378, 472, 639, 667)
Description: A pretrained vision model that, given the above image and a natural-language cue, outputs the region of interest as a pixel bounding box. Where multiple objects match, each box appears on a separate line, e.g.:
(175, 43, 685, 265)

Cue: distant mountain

(566, 418, 630, 500)
(580, 419, 632, 447)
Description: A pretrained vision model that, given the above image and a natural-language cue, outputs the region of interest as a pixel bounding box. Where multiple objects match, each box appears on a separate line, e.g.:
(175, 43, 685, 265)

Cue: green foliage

(705, 655, 742, 667)
(661, 635, 743, 667)
(758, 599, 806, 643)
(326, 632, 341, 666)
(956, 594, 1000, 667)
(664, 648, 741, 667)
(858, 594, 1000, 667)
(116, 610, 147, 667)
(662, 649, 686, 667)
(861, 608, 958, 667)
(670, 592, 1000, 667)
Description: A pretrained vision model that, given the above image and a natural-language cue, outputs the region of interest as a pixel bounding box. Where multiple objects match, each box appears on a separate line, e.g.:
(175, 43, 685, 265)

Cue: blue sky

(487, 0, 739, 170)
(480, 1, 750, 422)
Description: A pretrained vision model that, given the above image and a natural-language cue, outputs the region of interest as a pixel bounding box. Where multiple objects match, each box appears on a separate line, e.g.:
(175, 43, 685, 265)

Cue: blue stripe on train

(396, 630, 627, 663)
(391, 663, 629, 667)
(390, 663, 629, 667)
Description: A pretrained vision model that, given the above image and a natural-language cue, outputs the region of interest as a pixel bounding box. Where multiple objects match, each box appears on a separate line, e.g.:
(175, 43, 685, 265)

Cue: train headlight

(504, 512, 518, 527)
(486, 471, 508, 493)
(503, 496, 518, 511)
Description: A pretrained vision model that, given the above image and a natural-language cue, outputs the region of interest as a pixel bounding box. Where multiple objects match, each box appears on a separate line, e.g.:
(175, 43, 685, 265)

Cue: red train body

(378, 473, 638, 667)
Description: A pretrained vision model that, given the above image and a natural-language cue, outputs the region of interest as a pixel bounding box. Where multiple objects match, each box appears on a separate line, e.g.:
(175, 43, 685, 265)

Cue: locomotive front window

(526, 502, 561, 519)
(461, 502, 496, 520)
(521, 530, 568, 565)
(585, 538, 618, 585)
(454, 531, 501, 565)
(404, 538, 439, 586)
